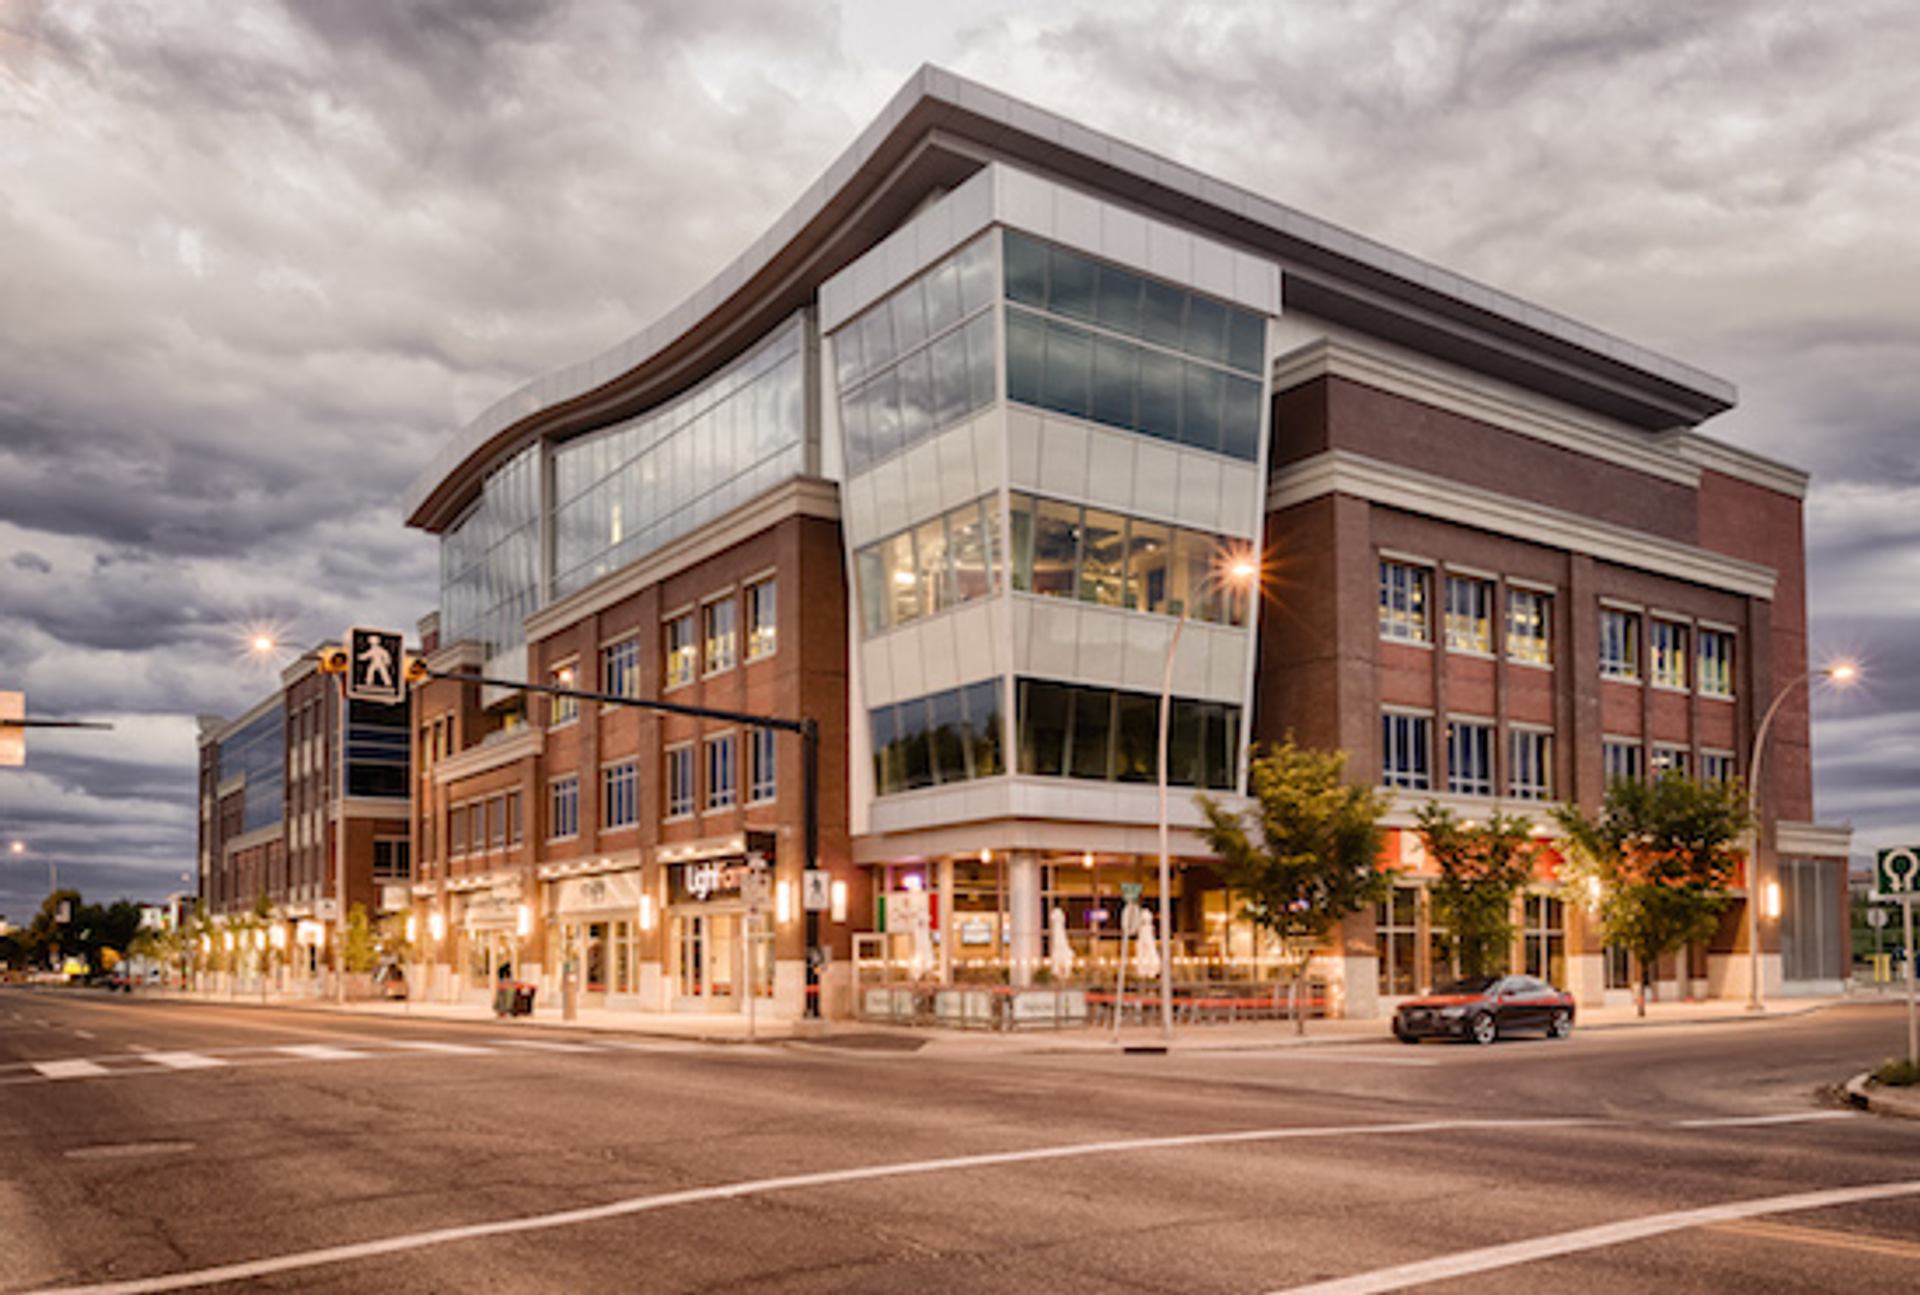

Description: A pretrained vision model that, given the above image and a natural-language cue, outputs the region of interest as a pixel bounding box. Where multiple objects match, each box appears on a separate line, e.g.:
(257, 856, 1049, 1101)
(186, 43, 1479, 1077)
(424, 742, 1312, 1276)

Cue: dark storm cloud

(10, 551, 52, 574)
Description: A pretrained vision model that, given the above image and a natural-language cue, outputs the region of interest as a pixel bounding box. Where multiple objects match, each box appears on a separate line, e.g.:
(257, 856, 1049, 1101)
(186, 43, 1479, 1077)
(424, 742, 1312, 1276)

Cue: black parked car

(1392, 974, 1576, 1045)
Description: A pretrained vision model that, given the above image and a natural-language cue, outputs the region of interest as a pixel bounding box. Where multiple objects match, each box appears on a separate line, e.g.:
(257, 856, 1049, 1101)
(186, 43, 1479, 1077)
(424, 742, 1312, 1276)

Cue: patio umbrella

(1048, 905, 1075, 981)
(1134, 905, 1161, 981)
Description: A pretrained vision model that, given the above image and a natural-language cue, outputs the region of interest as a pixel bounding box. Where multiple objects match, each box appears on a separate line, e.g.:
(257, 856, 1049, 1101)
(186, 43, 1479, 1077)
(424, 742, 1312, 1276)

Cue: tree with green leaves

(1196, 736, 1391, 1033)
(1415, 804, 1541, 980)
(1554, 773, 1750, 1016)
(342, 903, 379, 975)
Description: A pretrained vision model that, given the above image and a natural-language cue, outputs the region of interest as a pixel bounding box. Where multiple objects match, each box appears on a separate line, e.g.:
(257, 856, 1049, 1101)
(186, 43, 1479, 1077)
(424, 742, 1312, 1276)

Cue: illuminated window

(1697, 628, 1735, 698)
(745, 579, 777, 660)
(549, 662, 579, 726)
(1600, 610, 1640, 681)
(664, 612, 697, 689)
(703, 598, 736, 675)
(1650, 619, 1689, 689)
(1379, 561, 1430, 644)
(1506, 589, 1551, 666)
(1444, 577, 1493, 654)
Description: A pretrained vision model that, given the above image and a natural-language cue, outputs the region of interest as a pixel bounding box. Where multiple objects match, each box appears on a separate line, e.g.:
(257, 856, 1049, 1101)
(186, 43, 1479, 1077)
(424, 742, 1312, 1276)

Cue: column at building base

(1566, 952, 1605, 1008)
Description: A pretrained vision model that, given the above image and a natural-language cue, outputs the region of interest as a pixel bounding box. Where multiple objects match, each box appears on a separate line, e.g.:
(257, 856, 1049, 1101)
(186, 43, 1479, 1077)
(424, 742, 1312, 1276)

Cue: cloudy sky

(2, 0, 1915, 921)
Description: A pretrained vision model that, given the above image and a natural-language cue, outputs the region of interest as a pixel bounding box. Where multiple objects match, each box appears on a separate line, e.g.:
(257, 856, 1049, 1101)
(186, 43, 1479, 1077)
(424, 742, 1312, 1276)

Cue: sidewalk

(141, 984, 1866, 1054)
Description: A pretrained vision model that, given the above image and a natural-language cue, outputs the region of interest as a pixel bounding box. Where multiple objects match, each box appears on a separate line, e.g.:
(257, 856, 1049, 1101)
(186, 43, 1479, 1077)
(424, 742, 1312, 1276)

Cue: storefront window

(1376, 886, 1418, 996)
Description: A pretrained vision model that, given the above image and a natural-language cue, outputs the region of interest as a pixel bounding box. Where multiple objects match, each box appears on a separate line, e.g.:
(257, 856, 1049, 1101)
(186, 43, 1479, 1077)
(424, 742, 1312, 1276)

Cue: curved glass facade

(440, 444, 540, 658)
(552, 314, 806, 599)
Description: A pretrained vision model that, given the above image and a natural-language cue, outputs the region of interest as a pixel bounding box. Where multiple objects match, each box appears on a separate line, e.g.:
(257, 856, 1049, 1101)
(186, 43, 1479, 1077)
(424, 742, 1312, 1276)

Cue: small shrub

(1872, 1057, 1920, 1087)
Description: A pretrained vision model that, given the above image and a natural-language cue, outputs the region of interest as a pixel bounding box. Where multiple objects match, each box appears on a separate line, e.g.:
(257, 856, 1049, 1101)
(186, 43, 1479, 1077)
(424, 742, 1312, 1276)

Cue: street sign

(344, 626, 406, 704)
(802, 869, 830, 912)
(743, 860, 772, 913)
(0, 690, 22, 767)
(1119, 882, 1144, 902)
(1874, 847, 1920, 901)
(315, 897, 339, 922)
(1868, 907, 1890, 930)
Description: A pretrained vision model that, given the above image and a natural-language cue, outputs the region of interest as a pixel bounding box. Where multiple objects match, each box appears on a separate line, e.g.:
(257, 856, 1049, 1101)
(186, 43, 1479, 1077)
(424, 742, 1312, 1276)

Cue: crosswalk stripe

(488, 1038, 604, 1053)
(145, 1051, 227, 1070)
(273, 1044, 367, 1062)
(387, 1040, 494, 1056)
(35, 1059, 110, 1079)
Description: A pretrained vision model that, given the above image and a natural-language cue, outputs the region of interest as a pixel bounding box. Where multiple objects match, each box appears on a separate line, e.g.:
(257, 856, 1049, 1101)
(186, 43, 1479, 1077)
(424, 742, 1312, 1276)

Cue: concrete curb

(1845, 1071, 1920, 1121)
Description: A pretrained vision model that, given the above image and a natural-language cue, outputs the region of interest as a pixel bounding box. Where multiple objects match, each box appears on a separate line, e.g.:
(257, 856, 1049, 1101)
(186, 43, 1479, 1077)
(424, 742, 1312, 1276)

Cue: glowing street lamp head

(8, 840, 22, 856)
(1825, 660, 1859, 685)
(250, 634, 277, 655)
(1227, 556, 1258, 585)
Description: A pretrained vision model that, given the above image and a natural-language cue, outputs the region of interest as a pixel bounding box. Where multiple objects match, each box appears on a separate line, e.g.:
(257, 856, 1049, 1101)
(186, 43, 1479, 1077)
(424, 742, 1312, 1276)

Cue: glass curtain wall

(221, 707, 286, 835)
(552, 315, 807, 599)
(440, 444, 541, 658)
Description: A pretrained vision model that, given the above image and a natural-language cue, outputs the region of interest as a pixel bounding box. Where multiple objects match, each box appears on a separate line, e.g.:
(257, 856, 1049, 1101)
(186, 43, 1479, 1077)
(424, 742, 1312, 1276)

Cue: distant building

(395, 66, 1847, 1019)
(194, 652, 412, 976)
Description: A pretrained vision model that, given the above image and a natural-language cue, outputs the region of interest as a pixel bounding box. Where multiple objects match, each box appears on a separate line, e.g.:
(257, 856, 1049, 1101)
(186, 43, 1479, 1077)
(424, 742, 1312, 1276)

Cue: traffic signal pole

(431, 669, 825, 1020)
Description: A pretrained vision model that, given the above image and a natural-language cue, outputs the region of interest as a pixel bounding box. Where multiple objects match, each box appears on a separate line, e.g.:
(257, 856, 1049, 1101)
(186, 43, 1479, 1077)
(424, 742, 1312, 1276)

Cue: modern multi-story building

(195, 653, 412, 975)
(396, 66, 1849, 1019)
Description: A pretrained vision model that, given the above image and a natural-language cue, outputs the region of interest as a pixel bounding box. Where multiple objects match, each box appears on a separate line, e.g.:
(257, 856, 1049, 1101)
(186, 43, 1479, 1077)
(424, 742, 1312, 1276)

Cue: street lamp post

(1156, 554, 1258, 1044)
(1745, 661, 1857, 1011)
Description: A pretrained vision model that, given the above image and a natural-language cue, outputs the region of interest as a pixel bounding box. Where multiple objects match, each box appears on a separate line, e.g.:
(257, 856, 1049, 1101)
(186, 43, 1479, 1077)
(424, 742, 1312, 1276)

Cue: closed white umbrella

(910, 903, 935, 978)
(1135, 905, 1161, 981)
(1048, 905, 1075, 981)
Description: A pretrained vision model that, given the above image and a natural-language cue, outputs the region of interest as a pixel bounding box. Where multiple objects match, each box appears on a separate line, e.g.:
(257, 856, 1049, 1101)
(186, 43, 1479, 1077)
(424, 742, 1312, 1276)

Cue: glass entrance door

(673, 911, 739, 1010)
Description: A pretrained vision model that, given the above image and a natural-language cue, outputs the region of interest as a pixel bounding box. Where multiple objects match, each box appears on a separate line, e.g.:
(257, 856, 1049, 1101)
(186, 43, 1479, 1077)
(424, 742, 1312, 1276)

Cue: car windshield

(1432, 977, 1502, 996)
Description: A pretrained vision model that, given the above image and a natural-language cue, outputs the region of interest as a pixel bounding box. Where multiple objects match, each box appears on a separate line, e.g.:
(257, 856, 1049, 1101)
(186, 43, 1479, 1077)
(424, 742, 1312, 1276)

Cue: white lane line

(143, 1052, 226, 1071)
(126, 1044, 152, 1054)
(34, 1060, 110, 1080)
(72, 1030, 96, 1040)
(386, 1041, 494, 1057)
(486, 1038, 604, 1054)
(273, 1045, 366, 1062)
(1673, 1111, 1857, 1128)
(1200, 1051, 1438, 1068)
(1269, 1178, 1920, 1294)
(23, 1118, 1589, 1295)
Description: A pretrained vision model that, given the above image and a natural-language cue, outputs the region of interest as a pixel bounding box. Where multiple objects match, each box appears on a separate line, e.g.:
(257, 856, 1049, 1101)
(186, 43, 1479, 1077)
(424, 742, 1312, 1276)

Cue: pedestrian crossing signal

(345, 627, 406, 704)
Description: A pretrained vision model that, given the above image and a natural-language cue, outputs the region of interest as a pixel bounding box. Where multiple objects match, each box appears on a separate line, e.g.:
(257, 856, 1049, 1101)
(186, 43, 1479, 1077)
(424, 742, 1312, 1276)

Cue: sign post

(1873, 847, 1920, 1066)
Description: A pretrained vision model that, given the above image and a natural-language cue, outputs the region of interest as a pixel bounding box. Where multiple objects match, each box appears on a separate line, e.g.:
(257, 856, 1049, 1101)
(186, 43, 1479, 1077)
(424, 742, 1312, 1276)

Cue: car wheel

(1395, 1029, 1420, 1046)
(1470, 1012, 1498, 1046)
(1549, 1009, 1573, 1039)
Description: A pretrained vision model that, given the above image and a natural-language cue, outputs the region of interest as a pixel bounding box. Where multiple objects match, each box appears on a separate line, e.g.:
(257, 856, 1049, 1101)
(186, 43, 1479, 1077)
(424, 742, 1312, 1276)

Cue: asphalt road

(3, 989, 1917, 1293)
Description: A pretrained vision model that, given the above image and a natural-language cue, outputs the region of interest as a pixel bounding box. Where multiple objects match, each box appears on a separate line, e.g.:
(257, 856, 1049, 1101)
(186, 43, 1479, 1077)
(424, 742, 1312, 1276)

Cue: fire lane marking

(273, 1045, 366, 1062)
(143, 1052, 226, 1071)
(1268, 1178, 1920, 1294)
(23, 1118, 1594, 1294)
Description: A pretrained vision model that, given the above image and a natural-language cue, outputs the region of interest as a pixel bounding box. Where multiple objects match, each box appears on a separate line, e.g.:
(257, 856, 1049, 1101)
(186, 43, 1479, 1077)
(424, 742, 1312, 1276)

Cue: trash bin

(512, 983, 536, 1017)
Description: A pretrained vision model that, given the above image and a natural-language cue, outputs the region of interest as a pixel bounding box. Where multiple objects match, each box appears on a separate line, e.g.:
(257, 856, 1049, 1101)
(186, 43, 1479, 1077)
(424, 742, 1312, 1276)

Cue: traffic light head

(316, 646, 350, 674)
(404, 655, 430, 685)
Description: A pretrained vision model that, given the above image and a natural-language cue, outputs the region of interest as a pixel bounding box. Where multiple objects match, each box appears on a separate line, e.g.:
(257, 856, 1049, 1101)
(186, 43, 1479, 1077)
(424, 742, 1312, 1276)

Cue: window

(489, 794, 507, 848)
(469, 803, 485, 853)
(1001, 231, 1264, 462)
(1446, 720, 1493, 796)
(507, 790, 522, 843)
(836, 235, 997, 475)
(745, 579, 777, 660)
(1602, 740, 1643, 785)
(874, 679, 1006, 796)
(1605, 944, 1634, 991)
(749, 727, 777, 803)
(1509, 728, 1553, 801)
(549, 775, 579, 840)
(1507, 589, 1551, 666)
(549, 663, 580, 726)
(1381, 712, 1431, 789)
(1698, 628, 1735, 697)
(703, 598, 737, 675)
(1523, 896, 1565, 986)
(1013, 678, 1235, 791)
(450, 802, 468, 856)
(602, 761, 638, 829)
(664, 612, 697, 688)
(1651, 745, 1690, 779)
(1781, 857, 1844, 981)
(1700, 750, 1736, 784)
(1379, 561, 1430, 643)
(602, 639, 640, 699)
(1002, 494, 1247, 625)
(1600, 610, 1640, 681)
(1649, 619, 1689, 689)
(1444, 576, 1493, 654)
(1377, 885, 1419, 996)
(665, 745, 694, 819)
(372, 838, 410, 882)
(705, 735, 736, 810)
